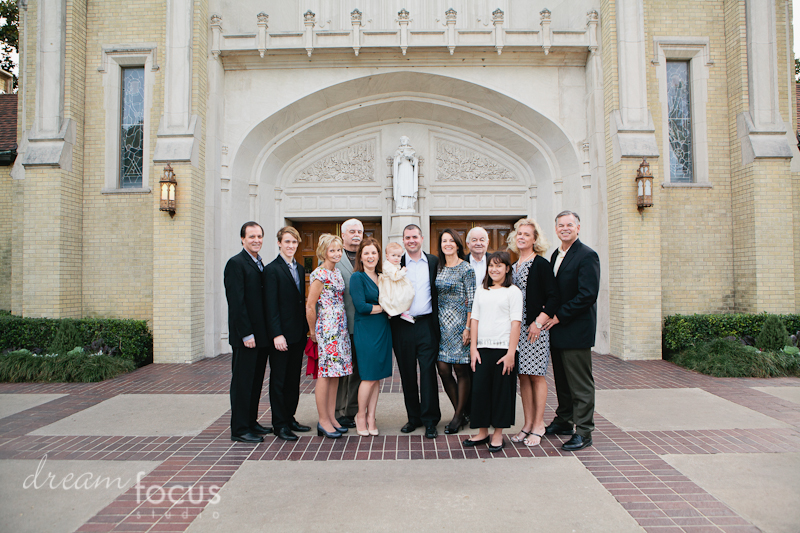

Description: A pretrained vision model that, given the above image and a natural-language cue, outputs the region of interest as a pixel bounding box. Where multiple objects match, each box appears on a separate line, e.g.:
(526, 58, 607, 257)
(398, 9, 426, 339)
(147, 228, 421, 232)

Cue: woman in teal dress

(350, 236, 393, 437)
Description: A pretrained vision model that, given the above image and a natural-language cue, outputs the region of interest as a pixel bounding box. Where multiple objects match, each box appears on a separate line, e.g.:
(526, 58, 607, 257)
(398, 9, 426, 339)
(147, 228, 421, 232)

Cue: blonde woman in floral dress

(306, 234, 353, 439)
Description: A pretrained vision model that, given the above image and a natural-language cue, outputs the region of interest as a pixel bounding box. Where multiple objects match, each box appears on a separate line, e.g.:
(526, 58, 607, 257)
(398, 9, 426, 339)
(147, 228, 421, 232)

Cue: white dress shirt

(405, 252, 433, 316)
(469, 254, 487, 288)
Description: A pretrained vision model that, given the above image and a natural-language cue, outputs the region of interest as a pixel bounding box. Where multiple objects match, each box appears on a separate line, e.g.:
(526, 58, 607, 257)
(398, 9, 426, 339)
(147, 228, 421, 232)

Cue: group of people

(224, 211, 600, 452)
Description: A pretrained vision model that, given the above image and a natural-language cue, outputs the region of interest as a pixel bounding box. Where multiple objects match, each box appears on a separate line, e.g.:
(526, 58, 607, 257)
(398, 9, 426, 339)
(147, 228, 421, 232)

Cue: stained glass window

(120, 67, 144, 188)
(667, 61, 693, 183)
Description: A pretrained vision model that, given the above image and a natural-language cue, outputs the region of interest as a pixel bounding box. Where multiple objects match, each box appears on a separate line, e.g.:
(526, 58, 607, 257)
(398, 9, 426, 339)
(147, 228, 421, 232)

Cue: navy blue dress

(350, 272, 393, 380)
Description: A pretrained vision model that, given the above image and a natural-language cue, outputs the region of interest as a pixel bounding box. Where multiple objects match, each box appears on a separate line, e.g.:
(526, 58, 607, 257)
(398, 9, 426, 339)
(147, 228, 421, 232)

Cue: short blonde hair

(316, 233, 343, 262)
(507, 217, 549, 256)
(385, 242, 404, 254)
(276, 226, 301, 243)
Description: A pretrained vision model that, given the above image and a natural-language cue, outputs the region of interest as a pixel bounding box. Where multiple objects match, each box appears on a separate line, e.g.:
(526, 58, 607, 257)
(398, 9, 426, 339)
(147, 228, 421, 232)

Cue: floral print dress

(310, 267, 353, 378)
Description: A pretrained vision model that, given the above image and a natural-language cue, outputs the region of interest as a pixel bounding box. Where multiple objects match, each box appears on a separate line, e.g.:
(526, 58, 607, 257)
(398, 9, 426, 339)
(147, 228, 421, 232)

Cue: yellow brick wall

(0, 166, 10, 311)
(19, 0, 85, 318)
(151, 0, 207, 363)
(646, 0, 736, 316)
(80, 0, 164, 321)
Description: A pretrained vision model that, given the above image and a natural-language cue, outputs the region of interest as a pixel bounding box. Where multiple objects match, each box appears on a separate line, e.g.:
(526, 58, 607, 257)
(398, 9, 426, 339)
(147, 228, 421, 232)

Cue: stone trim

(652, 37, 712, 186)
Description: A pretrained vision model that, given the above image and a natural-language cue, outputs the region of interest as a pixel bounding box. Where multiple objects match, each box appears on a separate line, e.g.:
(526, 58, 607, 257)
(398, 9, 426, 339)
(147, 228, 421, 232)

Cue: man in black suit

(390, 224, 441, 439)
(542, 210, 600, 451)
(264, 226, 312, 441)
(224, 221, 272, 443)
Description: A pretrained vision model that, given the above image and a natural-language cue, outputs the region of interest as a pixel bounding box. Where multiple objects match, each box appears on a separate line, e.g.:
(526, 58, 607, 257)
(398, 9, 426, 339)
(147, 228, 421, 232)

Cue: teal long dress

(350, 271, 393, 380)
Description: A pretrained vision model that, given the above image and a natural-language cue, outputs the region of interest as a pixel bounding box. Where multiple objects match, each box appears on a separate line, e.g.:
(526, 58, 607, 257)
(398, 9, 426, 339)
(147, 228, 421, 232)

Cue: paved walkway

(1, 354, 798, 532)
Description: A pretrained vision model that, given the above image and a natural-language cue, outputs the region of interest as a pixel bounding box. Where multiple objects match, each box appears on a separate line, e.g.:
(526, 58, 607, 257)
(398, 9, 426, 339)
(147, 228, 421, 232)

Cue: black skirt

(469, 347, 517, 429)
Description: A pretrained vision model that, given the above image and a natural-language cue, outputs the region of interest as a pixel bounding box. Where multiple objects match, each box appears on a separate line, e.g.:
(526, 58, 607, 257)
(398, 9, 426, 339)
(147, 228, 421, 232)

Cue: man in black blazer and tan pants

(391, 224, 441, 439)
(542, 210, 600, 451)
(264, 226, 311, 441)
(224, 221, 272, 443)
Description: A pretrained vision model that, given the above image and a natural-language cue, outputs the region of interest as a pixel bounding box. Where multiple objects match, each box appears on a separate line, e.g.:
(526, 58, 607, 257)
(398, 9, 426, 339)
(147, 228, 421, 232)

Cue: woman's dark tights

(437, 362, 471, 425)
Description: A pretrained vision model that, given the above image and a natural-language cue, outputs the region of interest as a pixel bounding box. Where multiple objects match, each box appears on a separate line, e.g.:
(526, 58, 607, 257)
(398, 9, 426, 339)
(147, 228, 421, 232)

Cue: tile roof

(0, 93, 17, 152)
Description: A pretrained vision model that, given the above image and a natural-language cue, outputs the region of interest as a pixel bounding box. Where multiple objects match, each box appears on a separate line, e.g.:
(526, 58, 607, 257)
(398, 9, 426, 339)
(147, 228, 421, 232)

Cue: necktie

(257, 256, 264, 272)
(289, 262, 300, 290)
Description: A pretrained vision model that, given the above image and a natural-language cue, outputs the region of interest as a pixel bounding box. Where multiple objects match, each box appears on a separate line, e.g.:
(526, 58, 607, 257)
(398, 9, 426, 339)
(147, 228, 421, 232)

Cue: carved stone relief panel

(294, 140, 375, 182)
(435, 140, 517, 181)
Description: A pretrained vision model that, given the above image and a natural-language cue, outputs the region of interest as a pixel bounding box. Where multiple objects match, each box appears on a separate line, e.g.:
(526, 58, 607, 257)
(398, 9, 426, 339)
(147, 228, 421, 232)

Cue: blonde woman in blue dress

(435, 229, 476, 435)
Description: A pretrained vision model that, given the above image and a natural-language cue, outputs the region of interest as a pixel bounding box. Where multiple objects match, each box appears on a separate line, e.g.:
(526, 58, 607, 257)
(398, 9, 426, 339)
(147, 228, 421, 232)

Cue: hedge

(0, 349, 137, 383)
(664, 313, 800, 354)
(0, 315, 152, 366)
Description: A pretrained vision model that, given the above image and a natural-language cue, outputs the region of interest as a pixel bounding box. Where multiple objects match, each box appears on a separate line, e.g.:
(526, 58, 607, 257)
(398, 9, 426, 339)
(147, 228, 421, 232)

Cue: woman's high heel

(317, 423, 342, 439)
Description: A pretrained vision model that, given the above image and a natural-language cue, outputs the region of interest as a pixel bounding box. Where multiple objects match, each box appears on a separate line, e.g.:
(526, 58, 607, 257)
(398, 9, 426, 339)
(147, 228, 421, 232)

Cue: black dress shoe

(231, 432, 264, 443)
(291, 421, 311, 432)
(462, 436, 490, 447)
(400, 422, 421, 433)
(336, 416, 356, 428)
(252, 423, 273, 435)
(488, 439, 505, 453)
(276, 427, 299, 441)
(561, 434, 592, 451)
(545, 421, 575, 435)
(425, 425, 438, 439)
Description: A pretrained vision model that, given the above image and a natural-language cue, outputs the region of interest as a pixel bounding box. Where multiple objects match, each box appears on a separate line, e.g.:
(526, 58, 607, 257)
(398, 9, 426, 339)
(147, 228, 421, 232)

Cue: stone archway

(213, 71, 588, 354)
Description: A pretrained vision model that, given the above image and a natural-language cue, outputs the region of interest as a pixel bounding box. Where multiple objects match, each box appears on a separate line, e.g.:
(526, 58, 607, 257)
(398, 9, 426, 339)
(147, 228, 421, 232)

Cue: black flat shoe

(276, 427, 299, 441)
(400, 422, 421, 433)
(561, 434, 592, 451)
(317, 423, 341, 439)
(425, 425, 438, 439)
(488, 439, 505, 453)
(291, 421, 311, 432)
(231, 432, 264, 443)
(462, 436, 490, 447)
(545, 422, 575, 435)
(252, 423, 273, 435)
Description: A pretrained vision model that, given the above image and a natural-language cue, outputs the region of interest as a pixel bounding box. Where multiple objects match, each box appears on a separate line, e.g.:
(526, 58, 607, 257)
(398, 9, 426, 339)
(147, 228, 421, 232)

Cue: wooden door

(292, 220, 382, 296)
(430, 219, 517, 261)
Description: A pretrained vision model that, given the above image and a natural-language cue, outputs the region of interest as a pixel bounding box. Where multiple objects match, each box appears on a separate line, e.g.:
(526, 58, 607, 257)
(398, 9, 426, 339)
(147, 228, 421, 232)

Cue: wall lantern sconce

(159, 163, 177, 217)
(636, 157, 653, 208)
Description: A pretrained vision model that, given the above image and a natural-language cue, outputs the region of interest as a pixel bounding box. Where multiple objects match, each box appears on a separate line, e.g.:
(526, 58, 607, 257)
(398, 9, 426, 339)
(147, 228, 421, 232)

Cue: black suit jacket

(401, 252, 441, 343)
(224, 249, 269, 348)
(549, 239, 600, 349)
(264, 255, 308, 345)
(525, 254, 560, 327)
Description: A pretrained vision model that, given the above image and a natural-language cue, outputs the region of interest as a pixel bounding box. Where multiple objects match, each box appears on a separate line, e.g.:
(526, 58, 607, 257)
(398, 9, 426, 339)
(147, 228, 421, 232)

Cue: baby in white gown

(378, 242, 415, 323)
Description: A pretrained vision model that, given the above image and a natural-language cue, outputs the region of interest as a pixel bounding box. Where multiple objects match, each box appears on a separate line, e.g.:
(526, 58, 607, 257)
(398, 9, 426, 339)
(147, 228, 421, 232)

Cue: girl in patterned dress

(508, 218, 559, 447)
(306, 234, 353, 438)
(435, 229, 476, 435)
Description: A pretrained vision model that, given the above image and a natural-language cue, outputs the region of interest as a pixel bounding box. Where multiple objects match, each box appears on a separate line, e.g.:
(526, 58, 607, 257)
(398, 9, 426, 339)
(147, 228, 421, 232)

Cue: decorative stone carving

(304, 10, 316, 22)
(446, 8, 457, 21)
(257, 12, 268, 23)
(397, 8, 410, 20)
(435, 141, 515, 181)
(210, 13, 221, 26)
(295, 142, 375, 183)
(351, 9, 362, 22)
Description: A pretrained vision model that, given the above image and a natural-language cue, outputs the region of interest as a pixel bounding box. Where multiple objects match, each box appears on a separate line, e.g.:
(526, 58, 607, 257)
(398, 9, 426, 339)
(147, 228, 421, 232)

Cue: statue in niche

(392, 136, 419, 213)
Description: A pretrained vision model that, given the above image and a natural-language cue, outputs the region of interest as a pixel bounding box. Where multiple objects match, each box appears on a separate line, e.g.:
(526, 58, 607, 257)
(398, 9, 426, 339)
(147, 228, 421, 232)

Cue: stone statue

(392, 136, 419, 213)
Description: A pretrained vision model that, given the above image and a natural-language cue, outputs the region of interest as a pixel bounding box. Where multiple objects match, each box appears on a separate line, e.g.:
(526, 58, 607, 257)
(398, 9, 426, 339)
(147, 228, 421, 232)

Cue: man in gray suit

(334, 218, 363, 428)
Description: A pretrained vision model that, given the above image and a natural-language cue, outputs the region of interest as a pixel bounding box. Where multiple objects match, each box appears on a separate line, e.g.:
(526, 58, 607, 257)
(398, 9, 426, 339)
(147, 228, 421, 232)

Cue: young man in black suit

(391, 224, 442, 438)
(224, 221, 272, 443)
(542, 210, 600, 451)
(264, 226, 311, 441)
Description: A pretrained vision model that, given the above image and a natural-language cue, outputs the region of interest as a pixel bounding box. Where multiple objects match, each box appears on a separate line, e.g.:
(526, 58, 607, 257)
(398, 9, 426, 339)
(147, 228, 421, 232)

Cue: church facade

(1, 0, 798, 363)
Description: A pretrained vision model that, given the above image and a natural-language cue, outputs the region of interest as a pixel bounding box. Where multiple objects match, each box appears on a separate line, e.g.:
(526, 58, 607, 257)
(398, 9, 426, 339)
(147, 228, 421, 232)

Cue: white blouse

(471, 285, 523, 350)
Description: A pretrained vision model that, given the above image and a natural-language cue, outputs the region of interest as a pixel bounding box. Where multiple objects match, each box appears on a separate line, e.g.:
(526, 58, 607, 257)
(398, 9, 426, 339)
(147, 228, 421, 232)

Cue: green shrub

(671, 338, 800, 378)
(0, 316, 152, 366)
(0, 350, 136, 383)
(664, 313, 800, 353)
(48, 319, 84, 355)
(755, 315, 790, 351)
